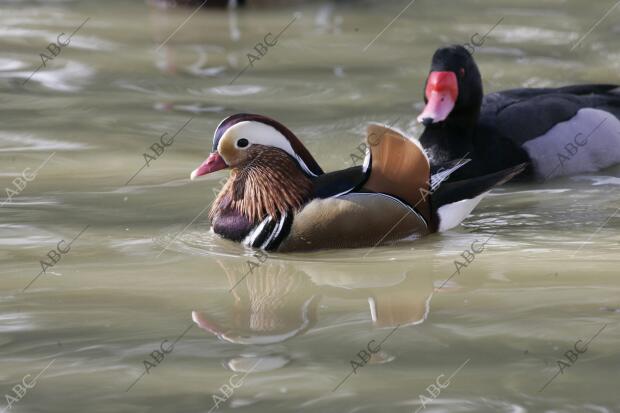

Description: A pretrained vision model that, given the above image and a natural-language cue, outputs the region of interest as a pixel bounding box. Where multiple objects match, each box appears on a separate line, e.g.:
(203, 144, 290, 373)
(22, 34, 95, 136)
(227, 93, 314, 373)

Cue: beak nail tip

(419, 117, 434, 126)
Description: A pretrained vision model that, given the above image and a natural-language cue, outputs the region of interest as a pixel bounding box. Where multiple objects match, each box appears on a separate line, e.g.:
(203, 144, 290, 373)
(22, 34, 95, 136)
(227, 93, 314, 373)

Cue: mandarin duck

(190, 113, 525, 251)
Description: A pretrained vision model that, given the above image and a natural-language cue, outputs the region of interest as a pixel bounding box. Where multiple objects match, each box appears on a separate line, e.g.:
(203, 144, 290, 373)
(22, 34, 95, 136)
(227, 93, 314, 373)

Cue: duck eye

(236, 138, 249, 148)
(459, 68, 465, 77)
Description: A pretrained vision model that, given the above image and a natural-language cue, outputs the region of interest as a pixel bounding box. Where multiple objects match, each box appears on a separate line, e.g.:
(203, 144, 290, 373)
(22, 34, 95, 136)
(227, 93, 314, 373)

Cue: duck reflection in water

(193, 262, 321, 344)
(192, 257, 434, 344)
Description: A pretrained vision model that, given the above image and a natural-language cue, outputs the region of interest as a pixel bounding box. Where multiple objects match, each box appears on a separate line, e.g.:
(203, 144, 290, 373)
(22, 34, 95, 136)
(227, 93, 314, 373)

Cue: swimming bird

(190, 113, 525, 251)
(418, 45, 620, 181)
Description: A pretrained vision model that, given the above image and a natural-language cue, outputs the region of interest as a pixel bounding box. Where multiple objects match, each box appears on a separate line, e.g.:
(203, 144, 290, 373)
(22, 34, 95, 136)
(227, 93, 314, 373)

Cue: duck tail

(431, 163, 527, 232)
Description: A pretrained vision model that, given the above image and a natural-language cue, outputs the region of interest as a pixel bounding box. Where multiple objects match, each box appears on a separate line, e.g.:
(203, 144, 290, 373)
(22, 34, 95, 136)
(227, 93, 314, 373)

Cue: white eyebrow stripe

(220, 121, 318, 177)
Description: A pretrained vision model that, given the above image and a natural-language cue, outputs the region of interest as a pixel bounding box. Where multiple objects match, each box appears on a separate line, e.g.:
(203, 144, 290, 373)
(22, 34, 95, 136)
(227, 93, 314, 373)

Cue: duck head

(190, 113, 323, 225)
(417, 45, 483, 127)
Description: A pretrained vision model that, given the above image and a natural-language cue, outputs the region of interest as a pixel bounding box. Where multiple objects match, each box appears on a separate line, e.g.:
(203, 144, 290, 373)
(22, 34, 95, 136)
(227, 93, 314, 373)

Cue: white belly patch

(522, 108, 620, 180)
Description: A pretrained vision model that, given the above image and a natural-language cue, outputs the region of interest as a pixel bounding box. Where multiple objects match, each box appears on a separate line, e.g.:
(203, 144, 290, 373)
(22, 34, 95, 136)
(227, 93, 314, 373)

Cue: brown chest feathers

(210, 147, 314, 224)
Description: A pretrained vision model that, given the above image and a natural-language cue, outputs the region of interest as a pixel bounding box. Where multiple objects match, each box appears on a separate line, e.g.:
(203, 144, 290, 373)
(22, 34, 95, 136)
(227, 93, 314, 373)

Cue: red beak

(417, 71, 459, 126)
(190, 152, 228, 180)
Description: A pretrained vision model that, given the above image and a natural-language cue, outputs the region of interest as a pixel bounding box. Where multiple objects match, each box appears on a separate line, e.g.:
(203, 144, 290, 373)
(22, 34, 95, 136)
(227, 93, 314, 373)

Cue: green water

(1, 0, 619, 412)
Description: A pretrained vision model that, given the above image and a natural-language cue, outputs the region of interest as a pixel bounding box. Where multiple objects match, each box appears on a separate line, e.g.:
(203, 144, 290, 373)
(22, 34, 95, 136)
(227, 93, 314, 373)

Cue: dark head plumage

(418, 45, 484, 126)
